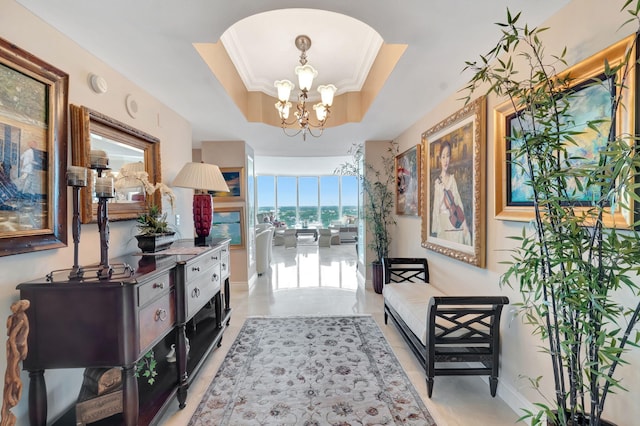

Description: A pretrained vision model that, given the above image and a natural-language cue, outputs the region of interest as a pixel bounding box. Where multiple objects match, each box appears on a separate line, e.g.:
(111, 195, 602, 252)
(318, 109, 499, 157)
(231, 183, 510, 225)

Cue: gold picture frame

(210, 206, 245, 249)
(70, 105, 162, 223)
(211, 167, 245, 202)
(395, 144, 422, 216)
(0, 37, 68, 256)
(494, 34, 636, 228)
(421, 96, 486, 267)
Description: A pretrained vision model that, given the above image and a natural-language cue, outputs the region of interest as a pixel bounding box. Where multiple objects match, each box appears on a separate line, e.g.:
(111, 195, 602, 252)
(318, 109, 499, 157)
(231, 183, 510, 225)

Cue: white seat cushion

(383, 283, 445, 346)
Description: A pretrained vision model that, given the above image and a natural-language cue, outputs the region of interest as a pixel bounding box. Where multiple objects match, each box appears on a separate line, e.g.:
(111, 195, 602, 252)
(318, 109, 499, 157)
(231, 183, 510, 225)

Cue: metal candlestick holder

(96, 195, 113, 279)
(69, 185, 84, 279)
(93, 166, 113, 280)
(66, 165, 89, 280)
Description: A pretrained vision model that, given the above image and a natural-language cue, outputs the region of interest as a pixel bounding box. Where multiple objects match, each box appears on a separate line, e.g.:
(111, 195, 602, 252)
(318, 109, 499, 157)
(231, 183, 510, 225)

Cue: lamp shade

(317, 84, 337, 107)
(313, 103, 327, 121)
(275, 101, 292, 120)
(172, 162, 230, 192)
(117, 161, 146, 189)
(295, 64, 317, 91)
(274, 80, 294, 102)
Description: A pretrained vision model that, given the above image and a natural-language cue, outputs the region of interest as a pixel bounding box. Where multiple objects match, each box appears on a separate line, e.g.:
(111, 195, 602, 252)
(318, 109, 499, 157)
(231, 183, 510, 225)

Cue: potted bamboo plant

(336, 141, 398, 293)
(464, 4, 640, 425)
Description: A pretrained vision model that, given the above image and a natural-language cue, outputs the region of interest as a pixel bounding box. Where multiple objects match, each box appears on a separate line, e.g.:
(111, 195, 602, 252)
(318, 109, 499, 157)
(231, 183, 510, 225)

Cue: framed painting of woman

(421, 96, 486, 267)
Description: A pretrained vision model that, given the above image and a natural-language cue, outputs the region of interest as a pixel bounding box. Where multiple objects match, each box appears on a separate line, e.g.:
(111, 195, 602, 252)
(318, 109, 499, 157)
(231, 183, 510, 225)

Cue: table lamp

(172, 162, 230, 245)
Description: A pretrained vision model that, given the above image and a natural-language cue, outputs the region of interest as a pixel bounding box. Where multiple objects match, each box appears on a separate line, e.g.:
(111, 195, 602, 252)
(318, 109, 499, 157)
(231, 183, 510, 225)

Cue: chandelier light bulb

(274, 101, 292, 120)
(313, 103, 327, 121)
(274, 80, 294, 102)
(295, 64, 317, 91)
(317, 84, 337, 107)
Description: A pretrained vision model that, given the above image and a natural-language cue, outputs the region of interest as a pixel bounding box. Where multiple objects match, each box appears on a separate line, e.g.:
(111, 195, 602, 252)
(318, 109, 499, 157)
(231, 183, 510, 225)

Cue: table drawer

(186, 263, 221, 319)
(139, 290, 175, 353)
(185, 250, 219, 282)
(137, 271, 172, 307)
(220, 243, 229, 279)
(220, 253, 230, 280)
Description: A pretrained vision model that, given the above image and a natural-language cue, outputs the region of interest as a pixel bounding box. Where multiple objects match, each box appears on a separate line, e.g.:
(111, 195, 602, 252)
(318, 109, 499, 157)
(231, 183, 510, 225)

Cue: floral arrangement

(115, 169, 176, 235)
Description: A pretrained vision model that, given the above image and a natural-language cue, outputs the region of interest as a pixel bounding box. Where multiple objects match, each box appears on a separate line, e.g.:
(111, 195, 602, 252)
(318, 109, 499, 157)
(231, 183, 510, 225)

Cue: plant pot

(372, 261, 384, 294)
(135, 232, 175, 253)
(547, 411, 617, 426)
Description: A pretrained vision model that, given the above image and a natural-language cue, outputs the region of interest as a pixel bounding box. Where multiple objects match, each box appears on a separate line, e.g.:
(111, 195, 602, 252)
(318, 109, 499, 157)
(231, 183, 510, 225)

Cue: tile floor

(160, 241, 520, 425)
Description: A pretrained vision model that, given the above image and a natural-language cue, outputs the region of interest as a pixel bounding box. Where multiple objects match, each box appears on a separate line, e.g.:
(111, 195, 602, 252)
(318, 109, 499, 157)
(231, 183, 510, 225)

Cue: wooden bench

(382, 257, 509, 397)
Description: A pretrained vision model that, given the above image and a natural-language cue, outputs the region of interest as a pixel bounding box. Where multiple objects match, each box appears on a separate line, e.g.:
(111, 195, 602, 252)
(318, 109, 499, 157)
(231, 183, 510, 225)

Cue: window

(276, 176, 297, 227)
(257, 175, 275, 223)
(341, 175, 358, 223)
(298, 177, 319, 226)
(256, 174, 360, 228)
(320, 176, 339, 226)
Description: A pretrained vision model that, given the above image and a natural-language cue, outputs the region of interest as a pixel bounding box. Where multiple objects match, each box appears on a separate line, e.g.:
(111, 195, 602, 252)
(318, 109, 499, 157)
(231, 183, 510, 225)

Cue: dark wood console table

(17, 238, 231, 426)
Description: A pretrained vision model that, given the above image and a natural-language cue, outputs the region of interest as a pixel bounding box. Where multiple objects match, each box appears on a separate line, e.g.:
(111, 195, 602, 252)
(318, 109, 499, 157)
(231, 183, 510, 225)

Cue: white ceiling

(221, 9, 382, 100)
(15, 0, 571, 158)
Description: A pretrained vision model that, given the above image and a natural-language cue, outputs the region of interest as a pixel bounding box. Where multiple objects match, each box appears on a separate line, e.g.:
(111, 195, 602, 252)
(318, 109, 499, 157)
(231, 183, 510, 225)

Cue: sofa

(382, 257, 509, 397)
(255, 225, 274, 275)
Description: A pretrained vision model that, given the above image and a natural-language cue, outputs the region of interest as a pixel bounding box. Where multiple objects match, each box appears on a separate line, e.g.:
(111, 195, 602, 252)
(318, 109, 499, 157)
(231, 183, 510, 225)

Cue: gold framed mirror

(70, 104, 161, 223)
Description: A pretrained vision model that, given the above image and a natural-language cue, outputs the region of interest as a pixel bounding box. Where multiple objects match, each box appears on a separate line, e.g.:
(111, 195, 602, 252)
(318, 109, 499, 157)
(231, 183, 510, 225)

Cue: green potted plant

(116, 169, 177, 252)
(336, 141, 398, 293)
(463, 4, 640, 425)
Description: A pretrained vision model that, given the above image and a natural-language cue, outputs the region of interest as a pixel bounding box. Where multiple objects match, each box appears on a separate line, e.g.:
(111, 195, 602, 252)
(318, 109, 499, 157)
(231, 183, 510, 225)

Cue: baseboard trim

(479, 374, 533, 419)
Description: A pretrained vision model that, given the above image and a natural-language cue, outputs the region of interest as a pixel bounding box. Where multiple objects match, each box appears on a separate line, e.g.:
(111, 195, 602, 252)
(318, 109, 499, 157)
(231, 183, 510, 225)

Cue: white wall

(390, 1, 640, 424)
(1, 0, 194, 422)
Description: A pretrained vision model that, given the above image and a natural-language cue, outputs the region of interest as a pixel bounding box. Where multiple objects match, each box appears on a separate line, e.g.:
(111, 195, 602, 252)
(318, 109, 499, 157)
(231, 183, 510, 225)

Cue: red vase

(193, 194, 212, 238)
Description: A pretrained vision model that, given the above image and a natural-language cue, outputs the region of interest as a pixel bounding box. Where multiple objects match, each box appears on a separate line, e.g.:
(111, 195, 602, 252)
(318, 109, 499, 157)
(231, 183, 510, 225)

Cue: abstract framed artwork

(0, 37, 68, 256)
(494, 34, 636, 228)
(395, 144, 421, 216)
(421, 96, 486, 267)
(211, 167, 245, 202)
(210, 206, 245, 249)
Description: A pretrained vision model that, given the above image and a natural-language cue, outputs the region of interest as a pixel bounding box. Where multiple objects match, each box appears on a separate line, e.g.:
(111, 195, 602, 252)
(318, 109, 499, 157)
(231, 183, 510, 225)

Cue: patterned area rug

(188, 315, 436, 426)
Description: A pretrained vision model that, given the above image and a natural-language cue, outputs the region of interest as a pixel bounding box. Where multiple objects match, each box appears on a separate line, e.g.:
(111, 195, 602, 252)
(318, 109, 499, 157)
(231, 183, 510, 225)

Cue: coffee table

(295, 228, 318, 241)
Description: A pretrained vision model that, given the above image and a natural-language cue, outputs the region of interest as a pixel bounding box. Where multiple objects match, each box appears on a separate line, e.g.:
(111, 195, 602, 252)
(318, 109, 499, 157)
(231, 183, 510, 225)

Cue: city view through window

(256, 175, 359, 228)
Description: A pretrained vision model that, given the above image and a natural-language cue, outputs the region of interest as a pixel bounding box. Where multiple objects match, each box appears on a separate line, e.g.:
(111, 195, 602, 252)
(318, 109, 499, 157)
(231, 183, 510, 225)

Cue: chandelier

(274, 35, 337, 141)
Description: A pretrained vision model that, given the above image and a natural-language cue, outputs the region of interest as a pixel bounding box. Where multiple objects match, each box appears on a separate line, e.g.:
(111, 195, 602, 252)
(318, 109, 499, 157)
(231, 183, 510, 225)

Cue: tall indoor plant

(336, 141, 398, 293)
(464, 3, 640, 425)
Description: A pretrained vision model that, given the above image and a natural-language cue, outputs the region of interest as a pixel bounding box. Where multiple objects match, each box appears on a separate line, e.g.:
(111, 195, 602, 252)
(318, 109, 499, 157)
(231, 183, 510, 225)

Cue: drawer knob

(212, 255, 219, 260)
(153, 282, 165, 289)
(191, 287, 201, 298)
(155, 309, 168, 322)
(212, 273, 219, 282)
(192, 266, 200, 272)
(222, 263, 227, 271)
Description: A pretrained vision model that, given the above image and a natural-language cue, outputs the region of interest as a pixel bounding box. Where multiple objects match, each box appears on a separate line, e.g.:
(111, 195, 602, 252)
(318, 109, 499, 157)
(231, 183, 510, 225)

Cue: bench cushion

(383, 282, 445, 346)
